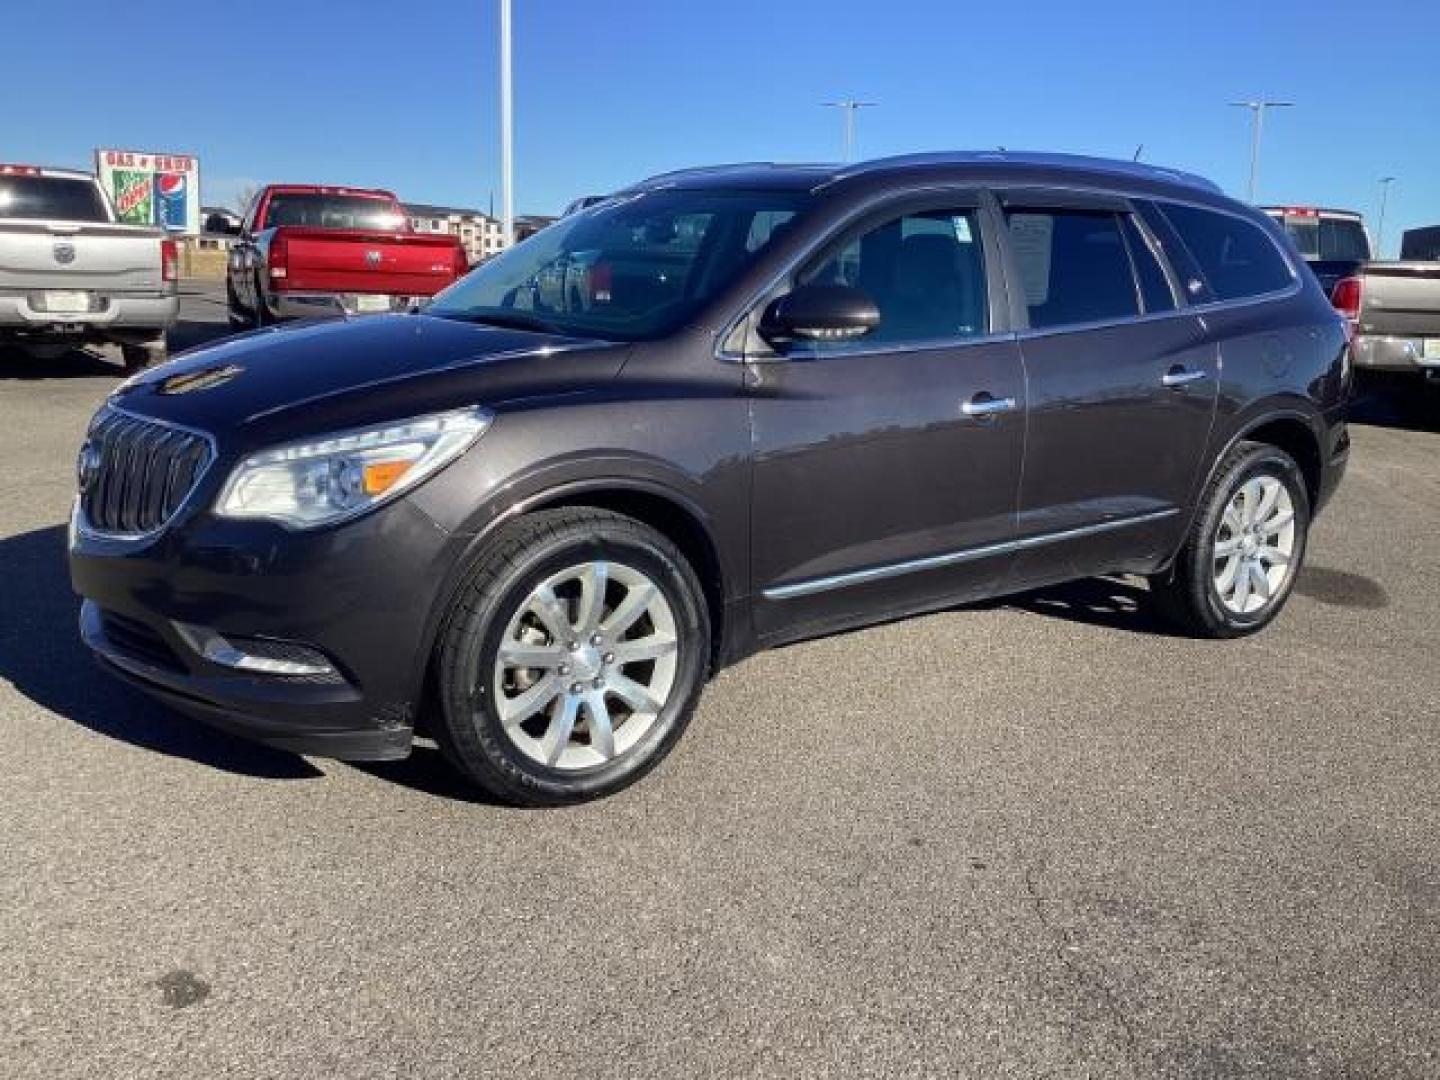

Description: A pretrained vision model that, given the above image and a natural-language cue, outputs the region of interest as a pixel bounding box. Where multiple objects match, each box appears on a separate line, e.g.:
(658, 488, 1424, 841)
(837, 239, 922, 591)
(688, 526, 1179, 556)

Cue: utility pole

(1376, 176, 1397, 258)
(821, 101, 876, 162)
(1229, 100, 1293, 202)
(499, 0, 514, 247)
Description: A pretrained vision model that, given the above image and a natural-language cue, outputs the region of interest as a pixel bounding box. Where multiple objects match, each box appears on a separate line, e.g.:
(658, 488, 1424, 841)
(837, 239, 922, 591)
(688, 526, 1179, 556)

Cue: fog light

(174, 623, 338, 677)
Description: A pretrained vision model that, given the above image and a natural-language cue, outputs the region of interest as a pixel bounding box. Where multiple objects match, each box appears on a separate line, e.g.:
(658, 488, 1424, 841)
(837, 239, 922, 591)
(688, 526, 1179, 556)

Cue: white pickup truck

(0, 164, 178, 370)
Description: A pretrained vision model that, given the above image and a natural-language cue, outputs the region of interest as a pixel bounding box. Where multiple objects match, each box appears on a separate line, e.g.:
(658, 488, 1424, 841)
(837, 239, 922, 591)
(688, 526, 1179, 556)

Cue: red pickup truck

(226, 184, 468, 327)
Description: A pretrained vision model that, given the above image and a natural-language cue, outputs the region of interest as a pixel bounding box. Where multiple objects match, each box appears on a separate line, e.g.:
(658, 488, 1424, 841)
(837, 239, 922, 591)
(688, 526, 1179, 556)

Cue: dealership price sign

(94, 149, 201, 234)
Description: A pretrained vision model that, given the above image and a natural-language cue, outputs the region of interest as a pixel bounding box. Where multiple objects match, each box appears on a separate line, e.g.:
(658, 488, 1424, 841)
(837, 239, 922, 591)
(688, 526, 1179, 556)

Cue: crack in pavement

(1024, 864, 1141, 1077)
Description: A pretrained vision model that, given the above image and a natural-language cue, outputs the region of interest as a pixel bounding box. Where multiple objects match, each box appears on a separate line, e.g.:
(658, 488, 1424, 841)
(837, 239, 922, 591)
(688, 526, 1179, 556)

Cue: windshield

(0, 175, 109, 222)
(426, 189, 809, 341)
(1275, 214, 1370, 262)
(264, 193, 405, 231)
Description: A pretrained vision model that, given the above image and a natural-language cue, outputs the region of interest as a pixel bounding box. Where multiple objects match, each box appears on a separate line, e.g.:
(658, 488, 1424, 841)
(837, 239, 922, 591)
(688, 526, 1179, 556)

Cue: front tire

(1150, 441, 1310, 638)
(432, 508, 711, 805)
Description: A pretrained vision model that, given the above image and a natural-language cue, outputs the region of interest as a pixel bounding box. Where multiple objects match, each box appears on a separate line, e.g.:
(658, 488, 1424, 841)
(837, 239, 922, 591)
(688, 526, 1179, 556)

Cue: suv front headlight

(216, 406, 493, 528)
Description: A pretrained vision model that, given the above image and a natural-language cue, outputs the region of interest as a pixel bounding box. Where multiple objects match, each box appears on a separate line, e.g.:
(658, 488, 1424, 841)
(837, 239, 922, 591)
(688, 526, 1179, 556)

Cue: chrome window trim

(715, 179, 1305, 363)
(762, 507, 1180, 601)
(74, 404, 218, 545)
(781, 329, 1017, 361)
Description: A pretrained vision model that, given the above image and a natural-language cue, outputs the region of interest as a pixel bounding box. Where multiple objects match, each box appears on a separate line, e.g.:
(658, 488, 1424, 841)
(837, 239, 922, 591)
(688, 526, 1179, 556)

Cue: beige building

(404, 203, 508, 264)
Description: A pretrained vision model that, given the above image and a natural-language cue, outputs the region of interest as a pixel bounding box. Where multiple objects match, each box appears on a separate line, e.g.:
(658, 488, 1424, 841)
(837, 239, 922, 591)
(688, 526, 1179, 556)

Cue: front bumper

(69, 496, 459, 762)
(0, 292, 178, 338)
(1352, 333, 1440, 375)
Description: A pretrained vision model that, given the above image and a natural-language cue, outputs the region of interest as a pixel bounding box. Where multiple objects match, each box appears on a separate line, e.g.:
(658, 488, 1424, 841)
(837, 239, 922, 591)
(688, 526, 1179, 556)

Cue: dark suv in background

(70, 152, 1350, 804)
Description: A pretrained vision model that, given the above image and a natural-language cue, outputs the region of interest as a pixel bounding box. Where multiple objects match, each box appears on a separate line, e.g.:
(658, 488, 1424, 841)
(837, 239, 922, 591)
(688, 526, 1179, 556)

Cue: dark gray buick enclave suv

(70, 153, 1350, 804)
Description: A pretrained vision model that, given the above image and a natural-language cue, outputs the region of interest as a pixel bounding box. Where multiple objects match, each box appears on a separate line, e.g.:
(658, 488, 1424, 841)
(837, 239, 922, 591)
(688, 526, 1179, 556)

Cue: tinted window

(429, 189, 811, 342)
(798, 208, 987, 345)
(0, 176, 109, 222)
(1120, 215, 1175, 314)
(263, 194, 405, 231)
(1006, 210, 1138, 329)
(1317, 217, 1370, 262)
(1161, 203, 1294, 300)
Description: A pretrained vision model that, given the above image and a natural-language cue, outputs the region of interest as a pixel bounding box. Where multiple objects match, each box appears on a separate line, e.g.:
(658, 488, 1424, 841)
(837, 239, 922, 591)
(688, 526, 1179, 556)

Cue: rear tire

(432, 508, 711, 806)
(1149, 441, 1310, 638)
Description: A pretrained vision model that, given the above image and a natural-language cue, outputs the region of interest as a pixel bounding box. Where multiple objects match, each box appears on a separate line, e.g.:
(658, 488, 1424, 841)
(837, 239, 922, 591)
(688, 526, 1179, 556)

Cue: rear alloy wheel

(1150, 441, 1310, 638)
(433, 508, 710, 805)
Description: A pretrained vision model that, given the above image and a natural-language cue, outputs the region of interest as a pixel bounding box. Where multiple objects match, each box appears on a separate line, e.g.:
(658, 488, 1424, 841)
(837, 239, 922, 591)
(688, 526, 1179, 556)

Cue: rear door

(997, 191, 1218, 587)
(746, 192, 1027, 640)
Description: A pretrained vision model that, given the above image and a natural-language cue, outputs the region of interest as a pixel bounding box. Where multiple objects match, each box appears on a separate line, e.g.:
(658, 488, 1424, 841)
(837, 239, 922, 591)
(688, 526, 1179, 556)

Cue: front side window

(429, 189, 812, 342)
(1160, 203, 1294, 301)
(796, 207, 988, 346)
(1006, 209, 1139, 329)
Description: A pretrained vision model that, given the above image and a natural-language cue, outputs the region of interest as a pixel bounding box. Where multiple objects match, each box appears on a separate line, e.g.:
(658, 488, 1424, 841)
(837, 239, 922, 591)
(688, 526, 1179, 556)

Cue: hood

(109, 314, 625, 445)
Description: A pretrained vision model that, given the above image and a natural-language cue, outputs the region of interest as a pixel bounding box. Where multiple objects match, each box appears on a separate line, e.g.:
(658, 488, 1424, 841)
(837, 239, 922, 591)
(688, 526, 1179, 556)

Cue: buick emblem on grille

(76, 441, 101, 493)
(53, 242, 76, 264)
(365, 249, 382, 266)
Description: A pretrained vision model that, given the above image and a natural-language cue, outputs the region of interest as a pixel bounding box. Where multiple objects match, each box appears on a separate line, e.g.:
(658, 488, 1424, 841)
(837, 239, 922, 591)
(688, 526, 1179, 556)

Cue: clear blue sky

(5, 0, 1437, 253)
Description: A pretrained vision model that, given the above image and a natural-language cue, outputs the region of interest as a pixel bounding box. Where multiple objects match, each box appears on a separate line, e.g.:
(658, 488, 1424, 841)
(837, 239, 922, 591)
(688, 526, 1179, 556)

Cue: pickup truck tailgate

(1359, 261, 1440, 337)
(274, 228, 460, 296)
(0, 220, 165, 292)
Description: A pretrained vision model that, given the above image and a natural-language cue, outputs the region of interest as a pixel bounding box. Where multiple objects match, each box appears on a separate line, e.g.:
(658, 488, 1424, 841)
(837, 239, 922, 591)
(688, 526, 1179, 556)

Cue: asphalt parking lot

(2, 282, 1437, 1079)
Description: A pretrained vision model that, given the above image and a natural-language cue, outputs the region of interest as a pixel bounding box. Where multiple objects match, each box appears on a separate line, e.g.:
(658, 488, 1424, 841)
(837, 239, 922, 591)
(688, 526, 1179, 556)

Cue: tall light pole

(1229, 99, 1293, 203)
(821, 101, 876, 162)
(1376, 176, 1397, 258)
(499, 0, 514, 247)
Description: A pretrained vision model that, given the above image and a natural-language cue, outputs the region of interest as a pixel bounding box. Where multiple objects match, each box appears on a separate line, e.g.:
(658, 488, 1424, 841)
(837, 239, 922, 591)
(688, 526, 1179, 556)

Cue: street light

(499, 0, 514, 247)
(1229, 100, 1294, 203)
(821, 101, 877, 162)
(1376, 176, 1397, 258)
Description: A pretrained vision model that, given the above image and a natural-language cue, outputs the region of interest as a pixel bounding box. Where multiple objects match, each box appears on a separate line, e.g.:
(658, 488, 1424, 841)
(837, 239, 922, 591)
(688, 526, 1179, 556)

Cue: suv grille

(80, 409, 213, 536)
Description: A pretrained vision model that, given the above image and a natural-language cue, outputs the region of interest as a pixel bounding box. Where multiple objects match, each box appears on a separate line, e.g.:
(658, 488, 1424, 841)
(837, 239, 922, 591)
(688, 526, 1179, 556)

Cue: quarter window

(1160, 203, 1294, 301)
(797, 208, 988, 346)
(1005, 209, 1139, 329)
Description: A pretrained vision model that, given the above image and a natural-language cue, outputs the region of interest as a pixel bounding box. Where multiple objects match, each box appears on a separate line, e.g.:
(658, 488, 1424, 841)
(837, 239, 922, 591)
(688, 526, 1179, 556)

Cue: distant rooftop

(404, 201, 494, 221)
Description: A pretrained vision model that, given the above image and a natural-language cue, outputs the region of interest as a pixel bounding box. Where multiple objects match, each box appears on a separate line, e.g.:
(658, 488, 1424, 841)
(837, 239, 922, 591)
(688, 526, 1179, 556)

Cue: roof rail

(829, 151, 1223, 194)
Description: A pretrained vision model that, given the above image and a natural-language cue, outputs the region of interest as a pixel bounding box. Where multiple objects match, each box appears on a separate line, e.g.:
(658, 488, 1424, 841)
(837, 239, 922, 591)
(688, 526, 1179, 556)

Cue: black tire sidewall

(1191, 446, 1310, 635)
(441, 521, 709, 803)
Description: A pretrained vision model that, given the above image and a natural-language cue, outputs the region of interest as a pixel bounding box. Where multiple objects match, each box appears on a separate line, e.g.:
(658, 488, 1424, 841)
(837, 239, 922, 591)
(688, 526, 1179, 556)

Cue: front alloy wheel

(493, 561, 680, 771)
(433, 508, 710, 805)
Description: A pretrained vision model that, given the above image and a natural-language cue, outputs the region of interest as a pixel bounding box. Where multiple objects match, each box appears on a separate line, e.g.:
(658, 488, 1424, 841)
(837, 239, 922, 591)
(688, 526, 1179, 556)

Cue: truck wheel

(432, 508, 711, 806)
(120, 336, 167, 373)
(251, 276, 271, 327)
(226, 278, 249, 329)
(1149, 441, 1310, 638)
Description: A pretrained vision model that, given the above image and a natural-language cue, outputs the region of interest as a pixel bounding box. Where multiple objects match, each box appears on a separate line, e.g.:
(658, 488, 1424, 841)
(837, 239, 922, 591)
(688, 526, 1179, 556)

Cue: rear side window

(1160, 203, 1294, 301)
(0, 176, 109, 222)
(1005, 209, 1139, 329)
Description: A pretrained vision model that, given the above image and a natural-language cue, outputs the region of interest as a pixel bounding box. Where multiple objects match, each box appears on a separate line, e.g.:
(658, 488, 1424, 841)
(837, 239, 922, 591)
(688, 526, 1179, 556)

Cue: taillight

(1331, 276, 1362, 340)
(452, 243, 469, 279)
(160, 238, 178, 282)
(268, 235, 289, 283)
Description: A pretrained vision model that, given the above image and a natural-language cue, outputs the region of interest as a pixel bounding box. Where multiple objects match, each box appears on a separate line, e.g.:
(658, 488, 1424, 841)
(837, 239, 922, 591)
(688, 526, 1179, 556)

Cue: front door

(996, 195, 1219, 586)
(745, 197, 1027, 641)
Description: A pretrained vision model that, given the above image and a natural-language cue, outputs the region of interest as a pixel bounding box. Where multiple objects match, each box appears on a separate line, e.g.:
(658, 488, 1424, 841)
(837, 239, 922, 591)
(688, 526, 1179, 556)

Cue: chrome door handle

(1161, 368, 1207, 388)
(961, 395, 1018, 418)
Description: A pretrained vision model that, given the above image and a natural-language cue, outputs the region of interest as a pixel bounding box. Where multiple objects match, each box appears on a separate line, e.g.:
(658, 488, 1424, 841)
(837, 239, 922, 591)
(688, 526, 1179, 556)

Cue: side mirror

(757, 283, 880, 349)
